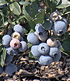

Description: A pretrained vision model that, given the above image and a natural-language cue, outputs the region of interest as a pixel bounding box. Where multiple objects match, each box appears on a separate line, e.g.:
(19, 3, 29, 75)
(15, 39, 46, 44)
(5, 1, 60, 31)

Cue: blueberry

(7, 28, 14, 36)
(38, 55, 53, 66)
(47, 38, 58, 47)
(0, 4, 7, 8)
(53, 50, 61, 62)
(13, 24, 24, 35)
(49, 47, 59, 57)
(10, 38, 20, 49)
(0, 3, 10, 8)
(19, 36, 24, 41)
(49, 20, 54, 29)
(12, 32, 21, 40)
(35, 23, 48, 41)
(27, 33, 40, 45)
(62, 17, 68, 25)
(0, 66, 3, 74)
(53, 21, 67, 35)
(19, 41, 28, 52)
(5, 54, 13, 66)
(56, 40, 61, 49)
(38, 43, 49, 55)
(47, 38, 61, 48)
(5, 63, 17, 75)
(49, 12, 67, 30)
(2, 35, 11, 47)
(0, 5, 6, 8)
(6, 47, 19, 55)
(31, 45, 41, 58)
(50, 11, 62, 22)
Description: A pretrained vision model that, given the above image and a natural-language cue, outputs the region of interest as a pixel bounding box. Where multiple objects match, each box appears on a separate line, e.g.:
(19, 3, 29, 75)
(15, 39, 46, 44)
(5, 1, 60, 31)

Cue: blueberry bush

(0, 0, 70, 75)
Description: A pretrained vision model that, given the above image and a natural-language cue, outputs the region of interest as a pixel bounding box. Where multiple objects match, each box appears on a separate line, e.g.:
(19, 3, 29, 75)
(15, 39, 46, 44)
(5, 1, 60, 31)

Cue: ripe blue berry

(31, 45, 41, 58)
(5, 63, 17, 75)
(0, 66, 3, 74)
(56, 40, 61, 49)
(0, 4, 7, 8)
(35, 23, 48, 41)
(7, 28, 14, 36)
(38, 43, 49, 55)
(13, 24, 24, 35)
(0, 3, 9, 8)
(49, 47, 59, 57)
(27, 33, 40, 45)
(19, 36, 24, 41)
(49, 20, 54, 29)
(38, 55, 53, 66)
(53, 21, 67, 35)
(2, 35, 11, 47)
(19, 41, 28, 52)
(62, 17, 67, 25)
(53, 50, 61, 62)
(50, 11, 62, 22)
(6, 47, 19, 55)
(5, 54, 13, 66)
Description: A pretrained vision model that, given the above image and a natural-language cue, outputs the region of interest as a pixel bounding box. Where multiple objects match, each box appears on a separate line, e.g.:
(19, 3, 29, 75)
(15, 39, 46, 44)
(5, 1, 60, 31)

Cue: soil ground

(0, 52, 70, 81)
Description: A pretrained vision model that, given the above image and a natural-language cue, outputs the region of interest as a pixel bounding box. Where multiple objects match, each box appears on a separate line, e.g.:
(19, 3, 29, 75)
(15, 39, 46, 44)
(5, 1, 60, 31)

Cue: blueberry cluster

(49, 11, 67, 35)
(2, 24, 28, 75)
(0, 11, 68, 74)
(27, 23, 61, 66)
(27, 23, 49, 44)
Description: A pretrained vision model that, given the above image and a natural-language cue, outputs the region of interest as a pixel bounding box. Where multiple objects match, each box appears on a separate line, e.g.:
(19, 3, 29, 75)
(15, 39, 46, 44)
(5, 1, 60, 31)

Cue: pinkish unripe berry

(10, 38, 20, 49)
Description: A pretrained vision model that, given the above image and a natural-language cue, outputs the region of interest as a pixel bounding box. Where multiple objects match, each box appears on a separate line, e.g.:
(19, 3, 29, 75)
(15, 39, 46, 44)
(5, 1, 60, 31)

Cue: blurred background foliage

(0, 0, 70, 67)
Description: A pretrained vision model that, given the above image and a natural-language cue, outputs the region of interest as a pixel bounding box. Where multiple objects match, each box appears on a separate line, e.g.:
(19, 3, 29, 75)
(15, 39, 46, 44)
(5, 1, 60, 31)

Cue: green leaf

(22, 2, 44, 29)
(34, 9, 45, 24)
(22, 4, 32, 20)
(10, 2, 21, 15)
(0, 45, 4, 52)
(22, 23, 31, 32)
(0, 12, 4, 27)
(31, 2, 38, 18)
(22, 3, 36, 30)
(44, 0, 61, 11)
(44, 0, 50, 7)
(19, 1, 30, 5)
(62, 8, 67, 14)
(30, 0, 40, 3)
(65, 11, 70, 14)
(29, 28, 35, 33)
(30, 0, 36, 2)
(22, 27, 28, 34)
(62, 40, 70, 52)
(60, 45, 64, 52)
(27, 43, 32, 48)
(0, 47, 6, 67)
(57, 4, 70, 8)
(28, 20, 36, 30)
(50, 0, 60, 5)
(60, 45, 70, 56)
(29, 51, 37, 60)
(42, 19, 50, 30)
(0, 0, 7, 6)
(23, 1, 38, 18)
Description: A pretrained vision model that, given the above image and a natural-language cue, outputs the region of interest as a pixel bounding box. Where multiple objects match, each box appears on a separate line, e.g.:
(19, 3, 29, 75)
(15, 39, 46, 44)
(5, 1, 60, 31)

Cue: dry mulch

(0, 52, 70, 81)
